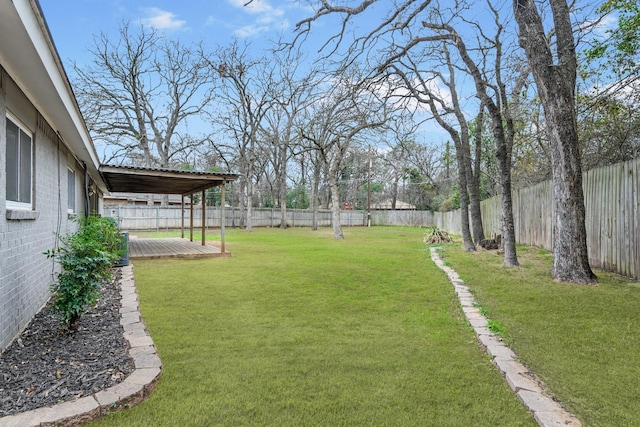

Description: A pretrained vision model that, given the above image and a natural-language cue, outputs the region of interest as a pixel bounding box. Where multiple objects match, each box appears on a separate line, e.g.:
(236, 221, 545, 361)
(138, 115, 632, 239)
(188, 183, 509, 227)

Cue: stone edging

(0, 265, 161, 427)
(430, 247, 581, 427)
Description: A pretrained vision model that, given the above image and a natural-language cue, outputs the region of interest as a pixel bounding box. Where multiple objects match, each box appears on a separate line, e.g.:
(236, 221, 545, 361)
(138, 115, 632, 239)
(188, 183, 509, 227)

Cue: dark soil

(0, 270, 134, 417)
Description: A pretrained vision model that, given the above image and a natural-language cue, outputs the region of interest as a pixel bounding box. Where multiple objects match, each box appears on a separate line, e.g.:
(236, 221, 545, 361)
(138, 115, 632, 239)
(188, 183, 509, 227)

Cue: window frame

(5, 113, 33, 210)
(67, 168, 76, 214)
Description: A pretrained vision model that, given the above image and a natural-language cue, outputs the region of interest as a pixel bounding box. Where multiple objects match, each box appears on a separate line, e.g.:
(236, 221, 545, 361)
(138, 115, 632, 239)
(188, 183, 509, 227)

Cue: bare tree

(417, 4, 525, 266)
(295, 1, 529, 263)
(206, 41, 272, 231)
(514, 0, 596, 283)
(299, 73, 389, 239)
(74, 22, 214, 168)
(260, 48, 318, 228)
(381, 50, 482, 251)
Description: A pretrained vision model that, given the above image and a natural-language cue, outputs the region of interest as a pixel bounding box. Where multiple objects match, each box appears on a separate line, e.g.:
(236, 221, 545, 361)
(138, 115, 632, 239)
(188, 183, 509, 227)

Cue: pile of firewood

(423, 226, 453, 244)
(479, 234, 502, 250)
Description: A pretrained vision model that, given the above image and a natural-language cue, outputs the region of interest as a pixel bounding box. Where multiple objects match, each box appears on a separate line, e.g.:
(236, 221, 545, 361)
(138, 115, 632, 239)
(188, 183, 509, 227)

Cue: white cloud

(235, 24, 268, 38)
(140, 7, 187, 30)
(227, 0, 289, 37)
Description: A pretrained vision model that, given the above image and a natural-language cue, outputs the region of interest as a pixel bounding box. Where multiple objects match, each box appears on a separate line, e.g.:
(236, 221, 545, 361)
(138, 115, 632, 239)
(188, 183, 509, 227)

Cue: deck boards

(128, 237, 229, 260)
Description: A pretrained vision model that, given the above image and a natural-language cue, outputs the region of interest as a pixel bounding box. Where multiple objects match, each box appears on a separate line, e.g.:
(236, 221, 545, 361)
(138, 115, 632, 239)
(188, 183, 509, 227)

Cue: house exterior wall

(0, 68, 87, 352)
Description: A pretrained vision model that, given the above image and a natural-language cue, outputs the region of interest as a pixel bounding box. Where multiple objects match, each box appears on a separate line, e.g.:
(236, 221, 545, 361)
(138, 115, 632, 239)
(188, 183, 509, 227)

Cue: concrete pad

(0, 407, 47, 427)
(119, 281, 136, 291)
(534, 410, 582, 427)
(39, 396, 100, 426)
(123, 321, 147, 332)
(477, 332, 503, 348)
(454, 287, 470, 296)
(474, 326, 492, 335)
(120, 316, 141, 328)
(134, 352, 162, 369)
(121, 311, 141, 324)
(125, 367, 162, 384)
(485, 342, 516, 360)
(461, 306, 481, 316)
(125, 334, 154, 348)
(517, 389, 563, 414)
(459, 297, 476, 307)
(94, 380, 145, 409)
(120, 294, 139, 306)
(129, 345, 157, 358)
(493, 358, 541, 393)
(124, 329, 149, 340)
(466, 312, 489, 328)
(119, 303, 138, 314)
(119, 292, 134, 301)
(127, 343, 161, 370)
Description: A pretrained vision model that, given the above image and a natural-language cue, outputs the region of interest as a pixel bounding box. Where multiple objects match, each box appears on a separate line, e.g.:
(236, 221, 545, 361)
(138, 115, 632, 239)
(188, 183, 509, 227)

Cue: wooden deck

(128, 237, 230, 260)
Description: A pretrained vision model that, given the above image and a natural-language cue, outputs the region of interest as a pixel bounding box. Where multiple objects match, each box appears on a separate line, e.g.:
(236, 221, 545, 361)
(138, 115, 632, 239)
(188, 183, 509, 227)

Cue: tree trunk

(329, 173, 344, 240)
(278, 170, 288, 229)
(454, 143, 475, 251)
(278, 145, 288, 229)
(464, 146, 484, 245)
(310, 158, 321, 231)
(245, 159, 254, 232)
(547, 97, 595, 282)
(469, 106, 486, 244)
(494, 124, 519, 266)
(514, 0, 595, 283)
(391, 171, 399, 210)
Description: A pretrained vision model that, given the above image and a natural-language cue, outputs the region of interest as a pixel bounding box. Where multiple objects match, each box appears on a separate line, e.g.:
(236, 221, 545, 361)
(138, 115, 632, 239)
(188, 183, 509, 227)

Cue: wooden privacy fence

(105, 206, 366, 230)
(435, 158, 640, 280)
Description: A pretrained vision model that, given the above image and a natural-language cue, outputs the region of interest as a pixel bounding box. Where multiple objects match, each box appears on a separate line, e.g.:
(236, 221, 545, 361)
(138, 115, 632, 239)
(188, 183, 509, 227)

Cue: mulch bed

(0, 269, 134, 417)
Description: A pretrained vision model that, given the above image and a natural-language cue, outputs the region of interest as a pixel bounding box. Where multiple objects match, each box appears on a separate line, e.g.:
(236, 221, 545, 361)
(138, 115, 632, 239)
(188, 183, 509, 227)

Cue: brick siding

(1, 71, 84, 352)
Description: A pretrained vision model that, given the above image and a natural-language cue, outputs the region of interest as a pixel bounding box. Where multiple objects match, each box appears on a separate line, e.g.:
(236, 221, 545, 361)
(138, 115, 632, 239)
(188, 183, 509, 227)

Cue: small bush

(45, 216, 124, 328)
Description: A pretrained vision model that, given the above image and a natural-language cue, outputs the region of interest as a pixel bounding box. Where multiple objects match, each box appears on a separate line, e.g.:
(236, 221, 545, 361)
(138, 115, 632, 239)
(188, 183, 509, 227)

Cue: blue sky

(37, 0, 616, 155)
(40, 0, 316, 67)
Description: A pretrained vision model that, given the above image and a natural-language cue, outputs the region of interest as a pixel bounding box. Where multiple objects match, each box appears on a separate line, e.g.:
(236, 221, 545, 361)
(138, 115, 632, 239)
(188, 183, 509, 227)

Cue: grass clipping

(424, 226, 452, 245)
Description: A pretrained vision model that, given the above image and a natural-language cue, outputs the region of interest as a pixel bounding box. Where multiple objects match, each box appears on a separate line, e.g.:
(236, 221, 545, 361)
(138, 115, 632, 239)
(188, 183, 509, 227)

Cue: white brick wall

(1, 72, 84, 352)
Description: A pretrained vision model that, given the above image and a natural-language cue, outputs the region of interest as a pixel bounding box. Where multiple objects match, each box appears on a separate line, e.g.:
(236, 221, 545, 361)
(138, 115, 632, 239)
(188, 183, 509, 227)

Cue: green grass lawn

(441, 243, 640, 426)
(91, 227, 535, 426)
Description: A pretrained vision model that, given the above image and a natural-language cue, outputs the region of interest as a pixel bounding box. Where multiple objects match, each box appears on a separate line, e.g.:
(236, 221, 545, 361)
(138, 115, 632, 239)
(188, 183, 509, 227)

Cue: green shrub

(45, 215, 125, 328)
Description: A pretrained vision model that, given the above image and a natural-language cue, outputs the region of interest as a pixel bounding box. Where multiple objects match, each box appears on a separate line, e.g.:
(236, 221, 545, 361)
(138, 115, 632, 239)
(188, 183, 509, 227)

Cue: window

(6, 116, 33, 209)
(67, 169, 76, 213)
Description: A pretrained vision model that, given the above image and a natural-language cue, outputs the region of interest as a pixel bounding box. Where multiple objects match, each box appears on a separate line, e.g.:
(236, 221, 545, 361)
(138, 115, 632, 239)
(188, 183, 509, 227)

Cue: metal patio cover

(99, 165, 238, 195)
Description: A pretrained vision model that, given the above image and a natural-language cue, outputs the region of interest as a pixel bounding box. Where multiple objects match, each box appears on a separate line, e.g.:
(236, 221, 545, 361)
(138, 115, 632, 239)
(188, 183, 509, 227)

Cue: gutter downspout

(83, 161, 90, 217)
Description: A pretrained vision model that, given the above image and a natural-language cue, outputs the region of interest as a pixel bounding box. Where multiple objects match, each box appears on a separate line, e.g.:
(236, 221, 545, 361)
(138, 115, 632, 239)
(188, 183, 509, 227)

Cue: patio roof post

(181, 195, 185, 239)
(190, 193, 194, 242)
(202, 189, 206, 246)
(221, 180, 226, 254)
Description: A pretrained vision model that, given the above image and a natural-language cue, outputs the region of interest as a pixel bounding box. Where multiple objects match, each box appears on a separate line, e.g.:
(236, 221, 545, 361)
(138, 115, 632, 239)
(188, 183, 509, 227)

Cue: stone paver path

(430, 247, 581, 427)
